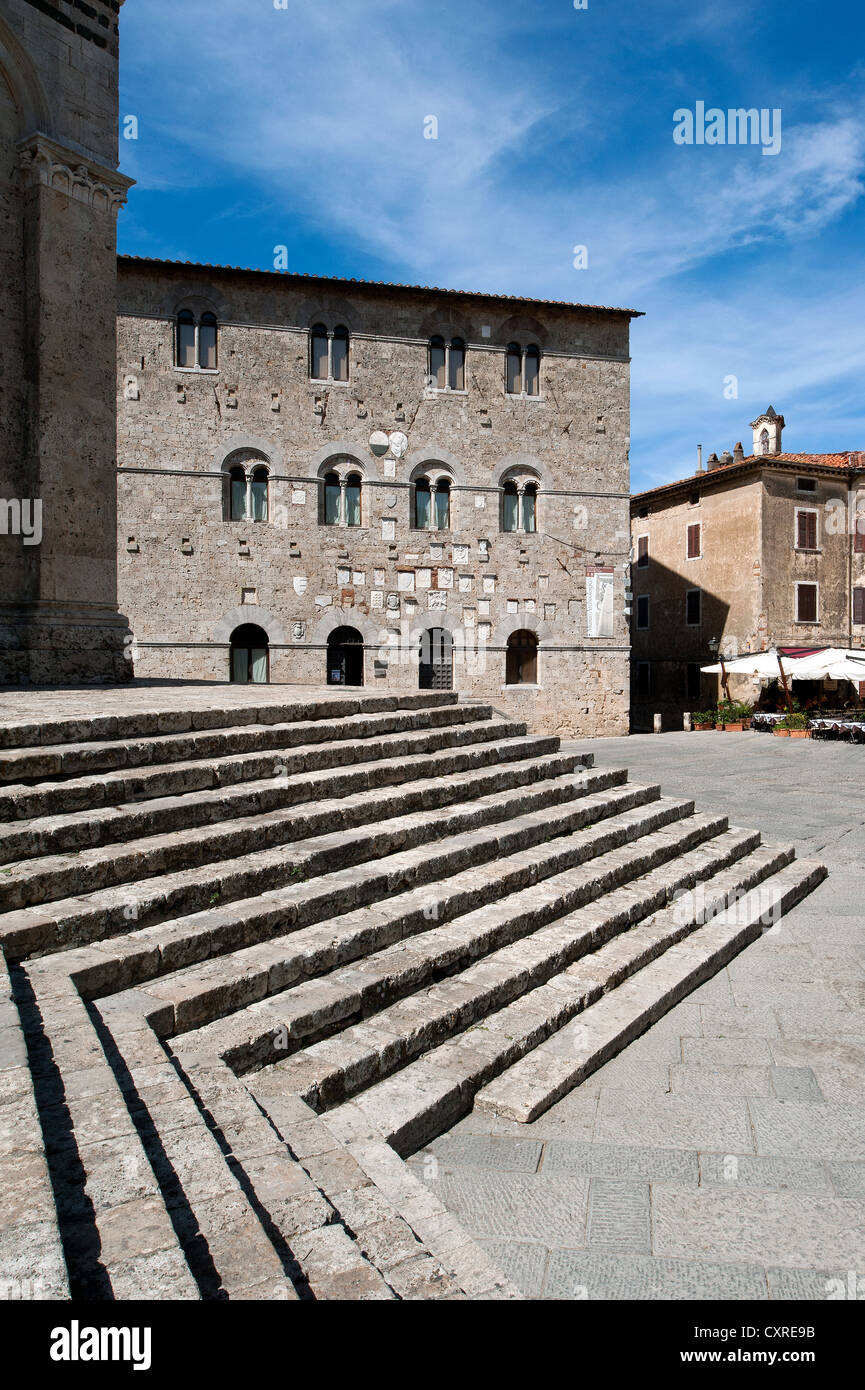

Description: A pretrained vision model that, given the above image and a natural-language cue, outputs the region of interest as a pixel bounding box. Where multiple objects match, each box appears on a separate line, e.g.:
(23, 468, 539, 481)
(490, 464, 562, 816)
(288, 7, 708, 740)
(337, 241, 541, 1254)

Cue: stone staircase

(0, 689, 826, 1300)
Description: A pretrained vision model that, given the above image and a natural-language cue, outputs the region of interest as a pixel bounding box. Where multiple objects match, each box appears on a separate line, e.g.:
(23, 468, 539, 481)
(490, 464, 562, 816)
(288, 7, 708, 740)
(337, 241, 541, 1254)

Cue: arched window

(419, 628, 453, 690)
(506, 343, 541, 396)
(230, 623, 269, 684)
(524, 345, 540, 397)
(310, 323, 350, 381)
(760, 428, 770, 455)
(429, 336, 446, 389)
(506, 630, 538, 685)
(500, 471, 541, 533)
(250, 467, 269, 522)
(434, 477, 450, 530)
(414, 476, 431, 529)
(199, 312, 218, 369)
(428, 336, 466, 391)
(310, 324, 329, 380)
(506, 342, 522, 395)
(229, 465, 247, 521)
(332, 325, 350, 382)
(345, 472, 362, 527)
(176, 310, 218, 370)
(522, 482, 538, 533)
(449, 338, 465, 391)
(177, 310, 196, 369)
(324, 471, 341, 526)
(327, 627, 364, 686)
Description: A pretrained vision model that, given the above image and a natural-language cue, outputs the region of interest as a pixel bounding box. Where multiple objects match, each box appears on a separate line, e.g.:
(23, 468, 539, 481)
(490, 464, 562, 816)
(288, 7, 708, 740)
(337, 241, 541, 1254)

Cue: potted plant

(717, 699, 753, 731)
(778, 711, 811, 739)
(692, 709, 716, 731)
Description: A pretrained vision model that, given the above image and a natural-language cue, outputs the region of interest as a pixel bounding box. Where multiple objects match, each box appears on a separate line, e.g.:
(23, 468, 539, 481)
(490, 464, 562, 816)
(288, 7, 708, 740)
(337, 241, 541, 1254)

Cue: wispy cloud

(119, 0, 865, 489)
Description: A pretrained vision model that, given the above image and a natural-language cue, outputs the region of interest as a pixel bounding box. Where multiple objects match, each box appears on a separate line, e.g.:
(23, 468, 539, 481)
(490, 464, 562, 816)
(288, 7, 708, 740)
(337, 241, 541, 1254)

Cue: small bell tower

(750, 406, 785, 456)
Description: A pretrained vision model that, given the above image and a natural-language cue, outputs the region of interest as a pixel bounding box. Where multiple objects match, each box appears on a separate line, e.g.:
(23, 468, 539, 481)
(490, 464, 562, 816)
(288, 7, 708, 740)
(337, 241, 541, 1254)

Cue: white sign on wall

(586, 567, 614, 638)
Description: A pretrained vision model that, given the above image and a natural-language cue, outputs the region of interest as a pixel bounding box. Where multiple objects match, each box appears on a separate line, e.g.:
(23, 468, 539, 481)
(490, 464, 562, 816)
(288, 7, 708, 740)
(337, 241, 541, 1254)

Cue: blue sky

(118, 0, 865, 492)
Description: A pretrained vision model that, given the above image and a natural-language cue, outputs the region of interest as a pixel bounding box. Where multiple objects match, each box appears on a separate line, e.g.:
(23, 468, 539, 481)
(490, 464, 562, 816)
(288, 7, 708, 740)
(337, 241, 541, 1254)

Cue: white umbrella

(788, 649, 865, 682)
(700, 651, 797, 677)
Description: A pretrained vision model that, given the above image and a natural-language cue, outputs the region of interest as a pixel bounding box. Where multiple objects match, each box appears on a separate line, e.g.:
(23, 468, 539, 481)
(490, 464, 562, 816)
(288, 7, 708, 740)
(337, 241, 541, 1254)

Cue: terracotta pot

(773, 727, 790, 737)
(788, 729, 811, 739)
(724, 722, 743, 732)
(695, 723, 714, 731)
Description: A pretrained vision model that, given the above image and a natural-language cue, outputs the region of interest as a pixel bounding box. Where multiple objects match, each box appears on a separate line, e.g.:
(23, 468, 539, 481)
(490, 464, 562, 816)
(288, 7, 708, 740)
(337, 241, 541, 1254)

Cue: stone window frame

(175, 307, 219, 373)
(794, 581, 820, 625)
(794, 506, 820, 553)
(505, 341, 542, 398)
(222, 451, 271, 523)
(317, 456, 366, 528)
(309, 323, 351, 383)
(409, 460, 457, 533)
(427, 335, 467, 394)
(498, 465, 540, 535)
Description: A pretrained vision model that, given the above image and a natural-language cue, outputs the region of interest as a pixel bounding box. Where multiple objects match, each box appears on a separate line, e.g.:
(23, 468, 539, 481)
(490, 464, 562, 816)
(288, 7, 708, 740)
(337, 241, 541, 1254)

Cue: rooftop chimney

(733, 441, 745, 462)
(696, 444, 703, 474)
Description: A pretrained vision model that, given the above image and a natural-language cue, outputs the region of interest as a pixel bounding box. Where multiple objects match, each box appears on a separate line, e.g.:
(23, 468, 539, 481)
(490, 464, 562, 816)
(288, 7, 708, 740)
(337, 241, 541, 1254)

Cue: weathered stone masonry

(117, 258, 639, 736)
(0, 0, 132, 684)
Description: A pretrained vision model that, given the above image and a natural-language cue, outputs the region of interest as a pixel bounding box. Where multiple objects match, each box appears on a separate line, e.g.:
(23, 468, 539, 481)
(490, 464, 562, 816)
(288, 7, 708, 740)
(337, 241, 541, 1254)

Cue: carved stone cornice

(17, 133, 134, 216)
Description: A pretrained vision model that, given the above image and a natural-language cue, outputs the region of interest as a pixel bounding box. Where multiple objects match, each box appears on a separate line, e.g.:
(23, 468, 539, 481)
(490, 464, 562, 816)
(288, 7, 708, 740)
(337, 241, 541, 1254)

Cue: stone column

(0, 135, 134, 684)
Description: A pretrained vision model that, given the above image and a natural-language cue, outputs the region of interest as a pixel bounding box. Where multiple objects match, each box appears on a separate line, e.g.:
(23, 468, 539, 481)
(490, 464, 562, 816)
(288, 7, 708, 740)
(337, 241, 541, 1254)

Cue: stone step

(473, 857, 829, 1124)
(0, 721, 565, 865)
(50, 768, 632, 1002)
(0, 699, 489, 795)
(0, 705, 510, 825)
(162, 794, 707, 1068)
(235, 817, 749, 1101)
(0, 769, 656, 961)
(326, 853, 823, 1155)
(0, 690, 460, 753)
(0, 738, 579, 910)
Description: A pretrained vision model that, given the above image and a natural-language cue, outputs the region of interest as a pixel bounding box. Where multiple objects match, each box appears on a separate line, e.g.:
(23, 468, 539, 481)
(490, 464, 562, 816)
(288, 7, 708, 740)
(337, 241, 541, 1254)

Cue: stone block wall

(117, 259, 636, 736)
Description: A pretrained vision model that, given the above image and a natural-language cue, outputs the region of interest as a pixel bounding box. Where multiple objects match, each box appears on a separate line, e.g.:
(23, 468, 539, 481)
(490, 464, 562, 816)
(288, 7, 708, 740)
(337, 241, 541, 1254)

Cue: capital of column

(18, 132, 135, 217)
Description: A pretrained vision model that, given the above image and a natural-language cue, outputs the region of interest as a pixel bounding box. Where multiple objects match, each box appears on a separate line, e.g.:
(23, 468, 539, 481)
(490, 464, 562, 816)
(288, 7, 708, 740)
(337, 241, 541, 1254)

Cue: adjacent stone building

(630, 409, 865, 729)
(116, 257, 640, 735)
(0, 0, 132, 684)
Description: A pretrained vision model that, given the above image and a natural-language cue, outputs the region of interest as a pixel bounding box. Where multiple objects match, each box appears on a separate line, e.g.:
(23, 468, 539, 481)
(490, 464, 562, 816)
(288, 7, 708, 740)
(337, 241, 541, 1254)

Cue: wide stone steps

(324, 855, 825, 1156)
(0, 727, 568, 873)
(0, 690, 461, 756)
(176, 809, 733, 1074)
(0, 703, 504, 823)
(0, 689, 828, 1302)
(473, 857, 828, 1123)
(0, 768, 654, 960)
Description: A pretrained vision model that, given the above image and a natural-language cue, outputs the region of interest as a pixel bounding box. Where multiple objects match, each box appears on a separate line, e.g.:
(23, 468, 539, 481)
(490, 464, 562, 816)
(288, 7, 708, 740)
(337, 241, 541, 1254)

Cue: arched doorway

(505, 629, 538, 685)
(419, 627, 453, 690)
(327, 627, 364, 686)
(230, 623, 269, 684)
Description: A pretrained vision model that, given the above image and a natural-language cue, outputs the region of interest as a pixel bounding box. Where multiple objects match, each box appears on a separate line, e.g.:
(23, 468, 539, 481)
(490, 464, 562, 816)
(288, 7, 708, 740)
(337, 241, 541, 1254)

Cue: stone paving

(413, 731, 865, 1300)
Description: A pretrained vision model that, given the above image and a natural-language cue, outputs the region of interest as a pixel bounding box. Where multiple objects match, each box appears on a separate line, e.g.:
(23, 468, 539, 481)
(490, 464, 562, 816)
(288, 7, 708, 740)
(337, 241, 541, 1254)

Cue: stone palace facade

(116, 257, 639, 735)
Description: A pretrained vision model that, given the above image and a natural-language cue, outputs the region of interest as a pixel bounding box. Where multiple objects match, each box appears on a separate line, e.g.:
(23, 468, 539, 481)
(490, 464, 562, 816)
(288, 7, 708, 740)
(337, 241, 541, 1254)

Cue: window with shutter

(686, 589, 701, 626)
(636, 534, 648, 568)
(854, 588, 865, 626)
(636, 595, 649, 629)
(796, 583, 818, 623)
(855, 520, 865, 554)
(687, 523, 701, 559)
(796, 509, 818, 549)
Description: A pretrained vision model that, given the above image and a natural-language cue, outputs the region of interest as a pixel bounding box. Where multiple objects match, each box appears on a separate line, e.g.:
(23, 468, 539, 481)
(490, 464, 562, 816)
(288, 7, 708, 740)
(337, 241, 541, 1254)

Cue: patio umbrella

(700, 651, 797, 677)
(787, 649, 865, 682)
